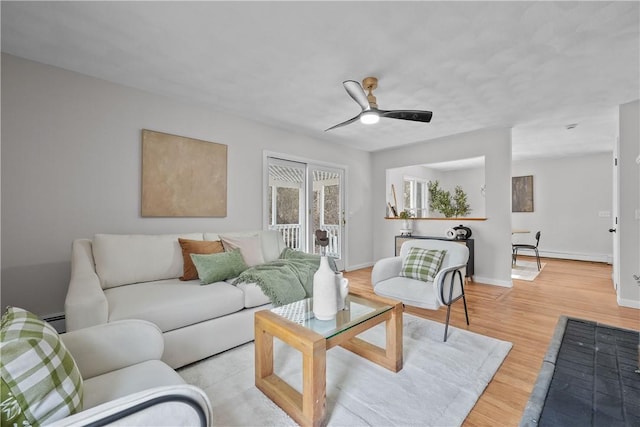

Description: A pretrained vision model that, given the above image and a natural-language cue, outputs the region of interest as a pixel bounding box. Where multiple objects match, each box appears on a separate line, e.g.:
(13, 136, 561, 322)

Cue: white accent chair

(52, 319, 213, 426)
(371, 239, 470, 341)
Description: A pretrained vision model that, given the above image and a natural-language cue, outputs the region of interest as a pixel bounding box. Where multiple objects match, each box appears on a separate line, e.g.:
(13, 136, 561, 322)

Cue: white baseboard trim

(617, 296, 640, 309)
(472, 276, 513, 287)
(537, 250, 611, 264)
(345, 262, 375, 272)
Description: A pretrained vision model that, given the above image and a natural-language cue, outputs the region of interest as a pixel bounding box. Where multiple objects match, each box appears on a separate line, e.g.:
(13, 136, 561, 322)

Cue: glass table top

(270, 294, 392, 339)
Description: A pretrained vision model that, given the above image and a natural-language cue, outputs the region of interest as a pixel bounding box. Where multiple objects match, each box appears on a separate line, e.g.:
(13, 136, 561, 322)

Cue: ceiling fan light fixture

(325, 77, 432, 131)
(360, 110, 380, 125)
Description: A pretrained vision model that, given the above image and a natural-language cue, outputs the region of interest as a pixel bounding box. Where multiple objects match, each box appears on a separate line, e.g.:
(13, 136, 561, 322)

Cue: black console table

(395, 235, 475, 279)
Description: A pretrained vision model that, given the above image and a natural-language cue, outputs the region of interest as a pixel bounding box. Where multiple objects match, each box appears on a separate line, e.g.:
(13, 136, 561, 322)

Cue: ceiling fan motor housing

(362, 76, 378, 108)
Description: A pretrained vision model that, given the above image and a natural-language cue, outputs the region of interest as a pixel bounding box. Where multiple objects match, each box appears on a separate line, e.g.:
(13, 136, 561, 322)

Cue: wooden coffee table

(254, 294, 403, 427)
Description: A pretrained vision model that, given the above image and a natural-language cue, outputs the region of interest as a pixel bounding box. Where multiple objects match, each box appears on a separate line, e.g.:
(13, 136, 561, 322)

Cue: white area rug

(512, 260, 546, 281)
(179, 314, 512, 426)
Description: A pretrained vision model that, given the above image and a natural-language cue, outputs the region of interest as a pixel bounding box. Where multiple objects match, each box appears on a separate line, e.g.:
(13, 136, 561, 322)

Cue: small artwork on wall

(512, 175, 534, 212)
(141, 129, 227, 217)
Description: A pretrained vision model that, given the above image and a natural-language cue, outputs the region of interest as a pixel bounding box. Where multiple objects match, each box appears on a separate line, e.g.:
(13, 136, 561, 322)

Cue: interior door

(309, 165, 345, 271)
(611, 137, 620, 291)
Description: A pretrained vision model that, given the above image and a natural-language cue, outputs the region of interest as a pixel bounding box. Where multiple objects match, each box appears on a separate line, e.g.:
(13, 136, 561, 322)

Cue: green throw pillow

(1, 307, 83, 427)
(191, 249, 248, 284)
(400, 248, 447, 282)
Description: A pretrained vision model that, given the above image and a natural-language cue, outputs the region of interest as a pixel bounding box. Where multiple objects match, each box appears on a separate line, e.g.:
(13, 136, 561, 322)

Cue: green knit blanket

(232, 248, 336, 306)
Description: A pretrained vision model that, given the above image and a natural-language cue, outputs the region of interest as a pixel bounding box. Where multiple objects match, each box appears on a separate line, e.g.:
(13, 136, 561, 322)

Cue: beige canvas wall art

(141, 129, 227, 217)
(512, 175, 534, 213)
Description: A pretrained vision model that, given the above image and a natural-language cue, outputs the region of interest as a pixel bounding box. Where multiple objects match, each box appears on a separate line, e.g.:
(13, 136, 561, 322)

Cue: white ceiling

(2, 1, 638, 160)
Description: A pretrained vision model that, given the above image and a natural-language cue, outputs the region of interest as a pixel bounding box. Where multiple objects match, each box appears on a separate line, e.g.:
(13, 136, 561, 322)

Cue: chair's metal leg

(462, 295, 470, 325)
(444, 305, 451, 342)
(459, 276, 470, 325)
(535, 248, 541, 270)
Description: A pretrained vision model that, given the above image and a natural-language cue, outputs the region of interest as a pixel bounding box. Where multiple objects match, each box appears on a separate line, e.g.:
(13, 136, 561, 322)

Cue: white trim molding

(538, 250, 612, 264)
(617, 296, 640, 309)
(472, 276, 513, 287)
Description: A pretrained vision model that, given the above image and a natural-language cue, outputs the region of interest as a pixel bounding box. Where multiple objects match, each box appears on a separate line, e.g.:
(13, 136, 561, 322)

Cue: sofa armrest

(47, 385, 212, 427)
(65, 239, 109, 331)
(371, 256, 403, 285)
(61, 320, 165, 380)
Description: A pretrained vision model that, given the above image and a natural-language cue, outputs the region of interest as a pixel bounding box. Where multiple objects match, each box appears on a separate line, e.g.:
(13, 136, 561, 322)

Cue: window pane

(276, 187, 299, 224)
(323, 185, 339, 225)
(403, 180, 411, 210)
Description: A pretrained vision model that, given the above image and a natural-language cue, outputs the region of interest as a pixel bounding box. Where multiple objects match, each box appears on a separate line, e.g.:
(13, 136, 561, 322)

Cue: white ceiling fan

(325, 77, 433, 131)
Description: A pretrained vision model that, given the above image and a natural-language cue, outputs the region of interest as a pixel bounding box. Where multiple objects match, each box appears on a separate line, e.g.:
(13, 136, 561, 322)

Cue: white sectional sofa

(65, 230, 285, 368)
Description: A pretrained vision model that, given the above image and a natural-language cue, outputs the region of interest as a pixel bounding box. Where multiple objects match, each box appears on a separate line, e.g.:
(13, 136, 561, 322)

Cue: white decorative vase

(400, 219, 413, 236)
(336, 273, 349, 311)
(313, 256, 337, 320)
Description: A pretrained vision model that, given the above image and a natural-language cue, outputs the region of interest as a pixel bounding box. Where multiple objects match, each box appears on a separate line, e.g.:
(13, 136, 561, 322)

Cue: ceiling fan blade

(380, 110, 433, 123)
(343, 80, 370, 111)
(324, 113, 361, 131)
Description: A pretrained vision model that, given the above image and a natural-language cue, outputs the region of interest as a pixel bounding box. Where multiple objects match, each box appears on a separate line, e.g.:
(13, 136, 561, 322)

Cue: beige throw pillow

(220, 234, 265, 267)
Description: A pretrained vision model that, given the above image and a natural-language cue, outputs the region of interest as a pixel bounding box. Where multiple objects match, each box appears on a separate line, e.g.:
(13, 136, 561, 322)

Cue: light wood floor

(344, 256, 639, 426)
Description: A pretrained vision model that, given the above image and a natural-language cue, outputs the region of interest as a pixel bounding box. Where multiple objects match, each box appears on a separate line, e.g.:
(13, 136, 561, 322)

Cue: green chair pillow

(191, 249, 248, 284)
(1, 307, 83, 427)
(400, 248, 447, 282)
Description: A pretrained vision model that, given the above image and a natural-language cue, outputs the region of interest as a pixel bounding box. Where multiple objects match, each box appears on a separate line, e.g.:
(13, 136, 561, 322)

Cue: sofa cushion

(374, 277, 441, 310)
(219, 234, 265, 266)
(229, 280, 271, 308)
(178, 238, 224, 281)
(0, 307, 83, 426)
(256, 230, 288, 262)
(93, 233, 203, 289)
(82, 360, 184, 410)
(104, 279, 245, 332)
(191, 250, 248, 284)
(205, 230, 286, 263)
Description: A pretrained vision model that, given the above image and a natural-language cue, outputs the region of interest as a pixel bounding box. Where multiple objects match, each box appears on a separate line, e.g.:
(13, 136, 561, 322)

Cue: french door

(265, 155, 345, 270)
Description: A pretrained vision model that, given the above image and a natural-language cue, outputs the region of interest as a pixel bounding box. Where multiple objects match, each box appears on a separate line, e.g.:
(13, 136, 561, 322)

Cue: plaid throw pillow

(1, 307, 83, 427)
(400, 248, 447, 282)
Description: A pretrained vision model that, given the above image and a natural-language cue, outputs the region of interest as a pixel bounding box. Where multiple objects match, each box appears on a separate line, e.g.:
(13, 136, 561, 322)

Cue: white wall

(439, 167, 486, 218)
(0, 54, 373, 317)
(373, 128, 513, 287)
(618, 100, 640, 308)
(511, 153, 613, 262)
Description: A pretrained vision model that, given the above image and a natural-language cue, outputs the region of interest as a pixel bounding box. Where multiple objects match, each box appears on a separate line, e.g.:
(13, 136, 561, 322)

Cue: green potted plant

(398, 209, 414, 220)
(398, 209, 414, 235)
(427, 180, 471, 217)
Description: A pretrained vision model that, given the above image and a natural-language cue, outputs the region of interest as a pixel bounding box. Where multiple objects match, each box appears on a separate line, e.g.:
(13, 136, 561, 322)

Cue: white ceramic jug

(336, 273, 349, 311)
(313, 256, 337, 320)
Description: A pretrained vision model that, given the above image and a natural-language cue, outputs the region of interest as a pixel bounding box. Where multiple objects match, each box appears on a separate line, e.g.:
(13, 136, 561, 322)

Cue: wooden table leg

(255, 311, 327, 427)
(255, 321, 274, 384)
(338, 302, 403, 372)
(302, 339, 326, 427)
(386, 300, 403, 372)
